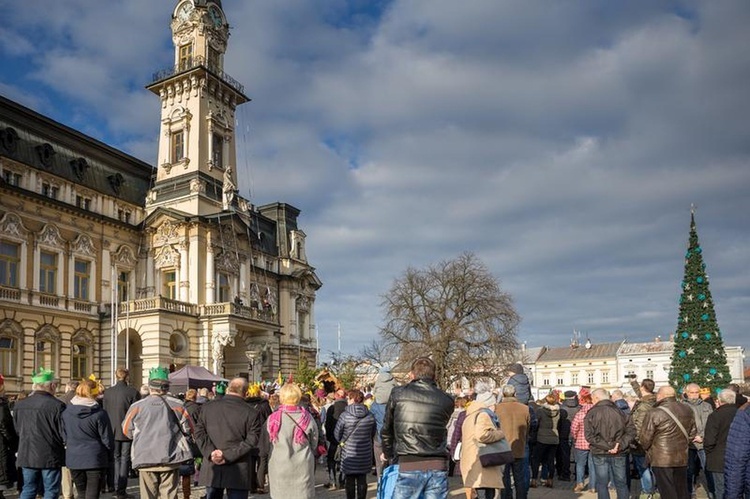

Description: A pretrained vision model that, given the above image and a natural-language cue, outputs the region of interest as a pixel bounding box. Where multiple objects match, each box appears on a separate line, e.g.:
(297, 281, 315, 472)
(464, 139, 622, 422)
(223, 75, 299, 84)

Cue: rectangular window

(542, 376, 550, 387)
(163, 270, 177, 300)
(117, 271, 130, 301)
(0, 336, 15, 375)
(0, 241, 20, 287)
(556, 374, 564, 386)
(587, 372, 595, 384)
(208, 46, 220, 71)
(172, 130, 184, 163)
(212, 133, 223, 168)
(3, 170, 22, 186)
(76, 195, 91, 210)
(42, 182, 59, 199)
(601, 371, 610, 384)
(571, 373, 578, 385)
(646, 370, 654, 380)
(39, 251, 57, 294)
(218, 272, 230, 303)
(71, 344, 87, 380)
(74, 260, 90, 300)
(179, 43, 193, 70)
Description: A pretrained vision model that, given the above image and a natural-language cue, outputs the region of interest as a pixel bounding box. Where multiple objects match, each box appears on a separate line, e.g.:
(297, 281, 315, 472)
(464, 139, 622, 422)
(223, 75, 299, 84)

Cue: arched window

(35, 325, 60, 373)
(71, 330, 94, 380)
(0, 319, 22, 377)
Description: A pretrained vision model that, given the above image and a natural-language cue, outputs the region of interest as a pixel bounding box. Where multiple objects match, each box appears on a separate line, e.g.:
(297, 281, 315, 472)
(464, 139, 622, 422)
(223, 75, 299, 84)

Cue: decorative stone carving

(296, 295, 311, 313)
(72, 234, 96, 257)
(212, 329, 235, 375)
(0, 212, 28, 239)
(215, 250, 239, 274)
(189, 178, 206, 194)
(113, 245, 137, 267)
(155, 220, 181, 245)
(154, 245, 180, 269)
(38, 223, 65, 247)
(36, 324, 60, 343)
(72, 329, 94, 346)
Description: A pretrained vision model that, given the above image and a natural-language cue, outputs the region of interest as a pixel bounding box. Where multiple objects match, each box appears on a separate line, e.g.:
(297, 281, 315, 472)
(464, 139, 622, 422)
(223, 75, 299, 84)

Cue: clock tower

(145, 0, 249, 216)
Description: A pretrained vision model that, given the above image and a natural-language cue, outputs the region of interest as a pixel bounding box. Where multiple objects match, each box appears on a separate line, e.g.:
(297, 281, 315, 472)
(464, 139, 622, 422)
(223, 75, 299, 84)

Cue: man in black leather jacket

(381, 357, 454, 499)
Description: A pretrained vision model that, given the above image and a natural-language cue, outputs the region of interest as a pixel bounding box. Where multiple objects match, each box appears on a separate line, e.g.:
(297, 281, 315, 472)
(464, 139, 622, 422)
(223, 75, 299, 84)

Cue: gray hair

(501, 384, 516, 398)
(717, 389, 736, 405)
(592, 388, 610, 402)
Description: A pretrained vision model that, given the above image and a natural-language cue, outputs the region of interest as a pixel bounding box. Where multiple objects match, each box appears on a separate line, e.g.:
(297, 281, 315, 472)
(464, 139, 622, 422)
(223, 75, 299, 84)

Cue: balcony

(150, 56, 245, 96)
(118, 296, 198, 316)
(200, 302, 276, 323)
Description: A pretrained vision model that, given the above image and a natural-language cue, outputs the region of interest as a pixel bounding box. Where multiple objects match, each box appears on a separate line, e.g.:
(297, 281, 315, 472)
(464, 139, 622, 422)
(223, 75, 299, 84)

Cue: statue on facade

(211, 329, 234, 375)
(222, 166, 236, 210)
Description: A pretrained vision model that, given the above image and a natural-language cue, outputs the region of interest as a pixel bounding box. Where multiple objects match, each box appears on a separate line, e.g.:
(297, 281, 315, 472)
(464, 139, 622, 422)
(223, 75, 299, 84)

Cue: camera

(624, 374, 637, 379)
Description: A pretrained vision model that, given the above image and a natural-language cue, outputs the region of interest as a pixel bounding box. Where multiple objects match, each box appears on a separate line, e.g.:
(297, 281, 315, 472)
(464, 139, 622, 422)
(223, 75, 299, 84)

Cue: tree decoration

(669, 209, 732, 393)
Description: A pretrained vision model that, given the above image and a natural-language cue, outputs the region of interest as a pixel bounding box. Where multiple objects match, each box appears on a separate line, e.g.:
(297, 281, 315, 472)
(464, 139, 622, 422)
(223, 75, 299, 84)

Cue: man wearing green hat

(12, 368, 66, 499)
(122, 367, 195, 499)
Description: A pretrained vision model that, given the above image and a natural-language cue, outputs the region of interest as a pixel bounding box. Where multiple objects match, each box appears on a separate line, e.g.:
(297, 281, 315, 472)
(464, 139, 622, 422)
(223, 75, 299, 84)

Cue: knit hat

(508, 363, 524, 375)
(31, 367, 55, 384)
(564, 390, 577, 399)
(372, 366, 397, 403)
(474, 380, 496, 408)
(148, 366, 170, 390)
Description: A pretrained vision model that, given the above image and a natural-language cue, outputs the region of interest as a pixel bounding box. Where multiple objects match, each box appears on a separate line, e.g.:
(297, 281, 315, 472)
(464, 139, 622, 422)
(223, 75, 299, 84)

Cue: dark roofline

(0, 94, 154, 177)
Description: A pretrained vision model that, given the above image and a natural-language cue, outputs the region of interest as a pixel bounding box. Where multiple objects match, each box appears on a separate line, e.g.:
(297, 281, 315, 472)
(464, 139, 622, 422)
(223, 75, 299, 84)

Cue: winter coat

(369, 402, 386, 444)
(0, 396, 18, 489)
(629, 393, 656, 455)
(102, 380, 140, 441)
(614, 399, 631, 416)
(535, 403, 560, 445)
(381, 378, 454, 461)
(246, 397, 273, 456)
(703, 402, 737, 472)
(559, 398, 580, 440)
(372, 368, 396, 404)
(195, 395, 262, 490)
(460, 404, 505, 489)
(324, 399, 347, 445)
(122, 394, 194, 469)
(267, 409, 317, 499)
(450, 410, 468, 461)
(639, 397, 696, 468)
(571, 404, 593, 450)
(333, 403, 376, 475)
(62, 396, 114, 470)
(13, 390, 66, 468)
(682, 398, 713, 449)
(494, 397, 530, 459)
(507, 373, 531, 405)
(584, 399, 634, 456)
(724, 405, 750, 499)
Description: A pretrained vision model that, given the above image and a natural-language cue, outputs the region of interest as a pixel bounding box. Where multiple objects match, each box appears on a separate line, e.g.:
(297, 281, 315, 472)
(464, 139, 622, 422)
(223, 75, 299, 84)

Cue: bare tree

(380, 252, 520, 389)
(359, 339, 399, 368)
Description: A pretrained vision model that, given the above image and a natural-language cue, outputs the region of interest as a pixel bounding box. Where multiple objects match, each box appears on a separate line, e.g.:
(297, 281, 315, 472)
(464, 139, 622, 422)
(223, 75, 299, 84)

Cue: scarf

(267, 404, 312, 446)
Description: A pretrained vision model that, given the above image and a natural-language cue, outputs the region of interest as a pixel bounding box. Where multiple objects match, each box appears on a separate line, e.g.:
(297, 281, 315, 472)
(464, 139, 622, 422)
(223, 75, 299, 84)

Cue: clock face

(208, 5, 223, 27)
(176, 2, 193, 22)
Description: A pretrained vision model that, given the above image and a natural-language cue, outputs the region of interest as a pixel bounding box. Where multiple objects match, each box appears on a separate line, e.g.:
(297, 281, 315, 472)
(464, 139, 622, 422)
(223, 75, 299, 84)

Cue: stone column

(179, 242, 189, 302)
(206, 244, 215, 304)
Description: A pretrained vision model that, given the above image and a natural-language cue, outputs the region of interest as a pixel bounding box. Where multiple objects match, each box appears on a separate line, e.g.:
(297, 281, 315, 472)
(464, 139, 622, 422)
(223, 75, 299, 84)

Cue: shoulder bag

(474, 410, 514, 467)
(283, 411, 327, 458)
(334, 415, 366, 462)
(657, 406, 690, 441)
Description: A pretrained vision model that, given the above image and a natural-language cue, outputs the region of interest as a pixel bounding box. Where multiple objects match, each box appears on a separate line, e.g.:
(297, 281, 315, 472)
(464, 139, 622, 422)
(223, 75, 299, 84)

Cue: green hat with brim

(31, 368, 55, 384)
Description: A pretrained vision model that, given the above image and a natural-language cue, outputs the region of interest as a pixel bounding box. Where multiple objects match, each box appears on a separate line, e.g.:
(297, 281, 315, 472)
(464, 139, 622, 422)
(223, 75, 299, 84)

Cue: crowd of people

(0, 360, 749, 499)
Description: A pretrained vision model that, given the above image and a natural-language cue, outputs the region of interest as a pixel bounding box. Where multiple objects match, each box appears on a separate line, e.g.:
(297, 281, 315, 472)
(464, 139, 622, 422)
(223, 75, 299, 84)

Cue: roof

(521, 346, 544, 364)
(536, 341, 623, 363)
(618, 341, 675, 356)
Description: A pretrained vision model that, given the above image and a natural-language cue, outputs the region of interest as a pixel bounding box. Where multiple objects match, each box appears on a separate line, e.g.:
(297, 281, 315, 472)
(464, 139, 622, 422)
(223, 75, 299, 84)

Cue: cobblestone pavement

(3, 468, 709, 498)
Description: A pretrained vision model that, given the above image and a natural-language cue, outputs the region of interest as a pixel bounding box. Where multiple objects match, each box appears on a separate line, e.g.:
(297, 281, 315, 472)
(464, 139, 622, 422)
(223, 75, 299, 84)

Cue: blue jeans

(113, 440, 132, 496)
(632, 454, 654, 495)
(574, 448, 596, 490)
(392, 470, 448, 499)
(592, 454, 628, 499)
(502, 458, 527, 499)
(21, 468, 62, 499)
(710, 471, 724, 499)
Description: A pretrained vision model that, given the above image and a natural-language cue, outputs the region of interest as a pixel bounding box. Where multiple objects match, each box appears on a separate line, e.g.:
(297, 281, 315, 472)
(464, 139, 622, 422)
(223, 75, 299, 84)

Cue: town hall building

(0, 0, 321, 391)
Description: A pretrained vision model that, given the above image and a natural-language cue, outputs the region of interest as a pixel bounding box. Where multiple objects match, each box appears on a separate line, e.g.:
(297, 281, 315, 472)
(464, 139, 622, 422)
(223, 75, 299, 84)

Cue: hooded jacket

(62, 396, 114, 470)
(507, 364, 531, 405)
(536, 403, 560, 445)
(724, 405, 750, 499)
(334, 403, 376, 475)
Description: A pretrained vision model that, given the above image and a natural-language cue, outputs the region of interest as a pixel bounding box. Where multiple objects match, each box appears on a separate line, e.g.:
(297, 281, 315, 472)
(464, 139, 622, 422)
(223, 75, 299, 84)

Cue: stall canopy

(168, 365, 228, 394)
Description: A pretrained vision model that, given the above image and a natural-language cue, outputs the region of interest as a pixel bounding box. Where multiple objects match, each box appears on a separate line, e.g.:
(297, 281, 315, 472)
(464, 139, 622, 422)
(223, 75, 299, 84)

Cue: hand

(211, 449, 225, 465)
(608, 442, 620, 454)
(379, 453, 387, 463)
(693, 435, 703, 444)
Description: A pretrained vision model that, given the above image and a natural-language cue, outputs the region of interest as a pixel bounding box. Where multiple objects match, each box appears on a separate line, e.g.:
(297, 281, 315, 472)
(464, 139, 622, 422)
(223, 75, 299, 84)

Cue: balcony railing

(200, 302, 276, 322)
(151, 55, 245, 95)
(119, 296, 198, 316)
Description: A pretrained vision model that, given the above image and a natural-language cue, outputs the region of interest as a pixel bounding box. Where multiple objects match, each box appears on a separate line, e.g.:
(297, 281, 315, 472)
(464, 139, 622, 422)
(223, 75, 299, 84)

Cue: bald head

(591, 388, 609, 403)
(657, 386, 676, 401)
(227, 377, 249, 397)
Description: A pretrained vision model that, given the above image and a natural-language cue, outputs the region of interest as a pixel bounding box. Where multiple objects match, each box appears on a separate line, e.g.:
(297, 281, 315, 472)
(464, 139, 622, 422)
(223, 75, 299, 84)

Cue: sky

(1, 1, 749, 362)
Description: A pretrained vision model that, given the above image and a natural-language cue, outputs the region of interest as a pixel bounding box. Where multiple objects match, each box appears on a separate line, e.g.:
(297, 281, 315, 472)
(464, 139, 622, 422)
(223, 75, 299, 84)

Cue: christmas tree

(668, 208, 731, 393)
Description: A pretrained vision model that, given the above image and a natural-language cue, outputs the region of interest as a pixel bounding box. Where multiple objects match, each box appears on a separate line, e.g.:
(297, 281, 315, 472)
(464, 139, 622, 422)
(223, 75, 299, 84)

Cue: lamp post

(245, 350, 261, 382)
